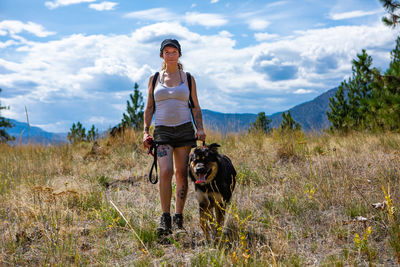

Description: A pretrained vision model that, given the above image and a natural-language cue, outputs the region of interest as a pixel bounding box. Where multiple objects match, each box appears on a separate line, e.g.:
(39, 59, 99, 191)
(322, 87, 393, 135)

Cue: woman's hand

(195, 129, 206, 142)
(143, 133, 153, 149)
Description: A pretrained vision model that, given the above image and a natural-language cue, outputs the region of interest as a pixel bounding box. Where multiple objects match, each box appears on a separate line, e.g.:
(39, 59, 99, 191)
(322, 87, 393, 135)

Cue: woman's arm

(189, 75, 206, 141)
(143, 75, 155, 147)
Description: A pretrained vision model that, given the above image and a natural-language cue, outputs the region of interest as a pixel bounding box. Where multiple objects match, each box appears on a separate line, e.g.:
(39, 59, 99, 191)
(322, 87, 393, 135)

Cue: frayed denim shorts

(154, 122, 197, 148)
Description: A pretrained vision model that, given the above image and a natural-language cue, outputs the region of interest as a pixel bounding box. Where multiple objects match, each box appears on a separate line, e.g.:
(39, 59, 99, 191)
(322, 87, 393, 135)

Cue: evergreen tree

(368, 36, 400, 131)
(380, 0, 400, 27)
(327, 83, 349, 131)
(248, 112, 272, 134)
(87, 124, 99, 142)
(346, 49, 374, 129)
(67, 122, 86, 144)
(0, 89, 15, 143)
(280, 111, 301, 132)
(121, 83, 144, 130)
(327, 50, 374, 131)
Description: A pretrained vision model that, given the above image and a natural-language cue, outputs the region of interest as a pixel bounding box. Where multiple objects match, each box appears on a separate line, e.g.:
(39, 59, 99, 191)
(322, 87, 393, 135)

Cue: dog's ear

(208, 143, 220, 153)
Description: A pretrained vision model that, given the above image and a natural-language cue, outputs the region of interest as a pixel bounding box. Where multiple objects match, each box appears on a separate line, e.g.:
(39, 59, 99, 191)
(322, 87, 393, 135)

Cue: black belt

(148, 139, 204, 184)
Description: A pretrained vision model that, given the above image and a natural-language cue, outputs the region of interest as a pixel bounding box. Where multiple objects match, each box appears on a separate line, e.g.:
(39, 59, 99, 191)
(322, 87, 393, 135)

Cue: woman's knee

(160, 168, 174, 180)
(175, 169, 188, 182)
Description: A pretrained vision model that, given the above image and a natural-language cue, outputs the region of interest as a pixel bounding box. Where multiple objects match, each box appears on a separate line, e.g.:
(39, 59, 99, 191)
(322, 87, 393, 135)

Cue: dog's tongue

(195, 173, 207, 184)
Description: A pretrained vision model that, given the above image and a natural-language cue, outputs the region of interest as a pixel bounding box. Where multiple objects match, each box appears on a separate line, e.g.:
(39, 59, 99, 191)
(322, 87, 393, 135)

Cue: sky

(0, 0, 399, 133)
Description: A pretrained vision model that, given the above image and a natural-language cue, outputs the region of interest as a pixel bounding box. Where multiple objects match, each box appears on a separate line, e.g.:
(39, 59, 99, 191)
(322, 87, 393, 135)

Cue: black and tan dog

(188, 143, 236, 240)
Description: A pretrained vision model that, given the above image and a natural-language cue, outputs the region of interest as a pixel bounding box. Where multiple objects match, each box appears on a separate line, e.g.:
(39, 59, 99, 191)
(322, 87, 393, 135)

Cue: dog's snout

(195, 163, 207, 174)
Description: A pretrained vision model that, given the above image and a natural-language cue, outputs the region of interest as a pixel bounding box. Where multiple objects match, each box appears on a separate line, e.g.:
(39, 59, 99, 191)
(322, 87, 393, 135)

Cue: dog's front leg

(199, 202, 212, 241)
(213, 194, 226, 235)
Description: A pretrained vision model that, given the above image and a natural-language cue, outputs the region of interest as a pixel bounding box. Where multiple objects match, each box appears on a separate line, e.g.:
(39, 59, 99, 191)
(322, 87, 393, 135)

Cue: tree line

(327, 0, 400, 132)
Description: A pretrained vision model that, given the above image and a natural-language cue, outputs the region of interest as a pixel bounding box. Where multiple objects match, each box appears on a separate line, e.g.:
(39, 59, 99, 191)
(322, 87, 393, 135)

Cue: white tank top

(154, 75, 192, 126)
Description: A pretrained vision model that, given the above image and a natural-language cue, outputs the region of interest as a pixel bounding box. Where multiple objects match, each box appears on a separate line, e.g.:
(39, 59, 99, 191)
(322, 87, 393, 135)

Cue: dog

(188, 143, 236, 240)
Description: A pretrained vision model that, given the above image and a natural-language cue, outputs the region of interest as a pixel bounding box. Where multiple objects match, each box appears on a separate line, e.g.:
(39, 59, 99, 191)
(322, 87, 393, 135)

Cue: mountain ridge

(3, 87, 337, 143)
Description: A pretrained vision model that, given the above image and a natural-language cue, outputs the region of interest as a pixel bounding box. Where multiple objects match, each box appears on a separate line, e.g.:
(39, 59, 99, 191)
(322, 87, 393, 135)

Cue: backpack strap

(186, 72, 195, 109)
(186, 72, 198, 130)
(151, 72, 159, 112)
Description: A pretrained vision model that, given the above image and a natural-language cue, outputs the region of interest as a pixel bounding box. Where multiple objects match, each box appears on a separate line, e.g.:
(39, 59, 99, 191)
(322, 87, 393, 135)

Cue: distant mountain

(6, 119, 67, 145)
(202, 110, 257, 132)
(203, 87, 338, 132)
(1, 87, 337, 144)
(268, 87, 338, 131)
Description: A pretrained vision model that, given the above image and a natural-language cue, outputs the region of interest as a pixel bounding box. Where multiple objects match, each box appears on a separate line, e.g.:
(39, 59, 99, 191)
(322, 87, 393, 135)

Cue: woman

(143, 39, 206, 236)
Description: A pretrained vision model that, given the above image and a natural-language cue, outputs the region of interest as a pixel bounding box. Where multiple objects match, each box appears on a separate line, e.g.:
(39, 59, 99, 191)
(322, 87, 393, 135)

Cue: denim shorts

(154, 122, 197, 148)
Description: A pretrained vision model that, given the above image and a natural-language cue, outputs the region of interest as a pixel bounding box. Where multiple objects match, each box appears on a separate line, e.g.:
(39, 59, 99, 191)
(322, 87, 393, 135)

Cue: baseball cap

(160, 39, 181, 55)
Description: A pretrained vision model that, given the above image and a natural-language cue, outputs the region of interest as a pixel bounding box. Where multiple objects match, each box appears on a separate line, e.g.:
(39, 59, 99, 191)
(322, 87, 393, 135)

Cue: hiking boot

(157, 213, 172, 236)
(173, 213, 185, 232)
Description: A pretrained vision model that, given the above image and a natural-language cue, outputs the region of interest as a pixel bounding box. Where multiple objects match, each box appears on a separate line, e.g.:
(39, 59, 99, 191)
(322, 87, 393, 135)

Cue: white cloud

(184, 12, 228, 27)
(254, 32, 279, 41)
(124, 8, 228, 28)
(294, 89, 315, 94)
(330, 9, 381, 20)
(124, 8, 176, 21)
(248, 18, 270, 31)
(0, 21, 397, 132)
(45, 0, 96, 9)
(89, 1, 118, 11)
(0, 20, 56, 37)
(219, 30, 233, 38)
(210, 0, 219, 3)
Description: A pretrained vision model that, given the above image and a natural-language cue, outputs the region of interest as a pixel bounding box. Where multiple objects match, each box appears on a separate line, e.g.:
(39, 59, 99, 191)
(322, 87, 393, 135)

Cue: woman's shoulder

(149, 71, 161, 79)
(182, 70, 195, 80)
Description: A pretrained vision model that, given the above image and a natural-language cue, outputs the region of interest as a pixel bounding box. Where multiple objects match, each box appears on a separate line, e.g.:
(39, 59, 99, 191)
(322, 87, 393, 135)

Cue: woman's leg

(157, 144, 174, 213)
(173, 145, 192, 214)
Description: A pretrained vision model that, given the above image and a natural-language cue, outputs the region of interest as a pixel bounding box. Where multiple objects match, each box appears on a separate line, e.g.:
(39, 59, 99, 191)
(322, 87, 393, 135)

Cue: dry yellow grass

(0, 129, 400, 266)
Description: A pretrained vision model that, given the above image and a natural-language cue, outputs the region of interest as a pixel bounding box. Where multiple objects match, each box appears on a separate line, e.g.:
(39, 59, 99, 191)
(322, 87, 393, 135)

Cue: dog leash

(148, 138, 203, 184)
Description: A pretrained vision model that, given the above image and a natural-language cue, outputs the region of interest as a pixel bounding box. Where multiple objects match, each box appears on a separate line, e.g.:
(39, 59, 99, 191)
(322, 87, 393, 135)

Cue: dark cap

(160, 39, 181, 55)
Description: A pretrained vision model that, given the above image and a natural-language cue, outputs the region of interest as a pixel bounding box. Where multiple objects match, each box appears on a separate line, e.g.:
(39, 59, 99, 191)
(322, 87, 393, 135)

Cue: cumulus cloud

(252, 52, 298, 81)
(0, 20, 397, 132)
(184, 12, 228, 27)
(210, 0, 219, 3)
(330, 9, 381, 20)
(89, 1, 118, 11)
(124, 8, 228, 28)
(294, 89, 315, 94)
(254, 32, 279, 41)
(248, 18, 270, 30)
(0, 20, 56, 37)
(45, 0, 96, 9)
(124, 8, 176, 21)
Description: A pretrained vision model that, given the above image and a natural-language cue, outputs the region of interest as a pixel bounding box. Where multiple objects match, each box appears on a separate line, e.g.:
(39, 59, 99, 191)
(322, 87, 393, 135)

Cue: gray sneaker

(157, 213, 172, 236)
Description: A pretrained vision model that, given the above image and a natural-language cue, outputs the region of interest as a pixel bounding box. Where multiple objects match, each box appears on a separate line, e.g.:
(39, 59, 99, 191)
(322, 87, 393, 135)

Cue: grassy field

(0, 129, 400, 266)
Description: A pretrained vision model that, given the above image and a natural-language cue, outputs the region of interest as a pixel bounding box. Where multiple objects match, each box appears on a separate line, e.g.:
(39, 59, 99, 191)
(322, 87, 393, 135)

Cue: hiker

(143, 39, 206, 236)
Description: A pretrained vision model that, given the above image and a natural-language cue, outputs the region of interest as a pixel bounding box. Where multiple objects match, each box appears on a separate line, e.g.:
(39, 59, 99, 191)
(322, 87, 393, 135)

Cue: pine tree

(248, 112, 272, 134)
(327, 83, 349, 131)
(346, 49, 374, 129)
(280, 111, 301, 132)
(67, 122, 86, 144)
(0, 88, 15, 143)
(87, 125, 99, 142)
(380, 0, 400, 27)
(121, 83, 144, 130)
(368, 36, 400, 131)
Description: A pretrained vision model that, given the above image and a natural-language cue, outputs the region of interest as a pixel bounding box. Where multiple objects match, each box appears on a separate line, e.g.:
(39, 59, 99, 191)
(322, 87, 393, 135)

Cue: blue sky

(0, 0, 398, 133)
